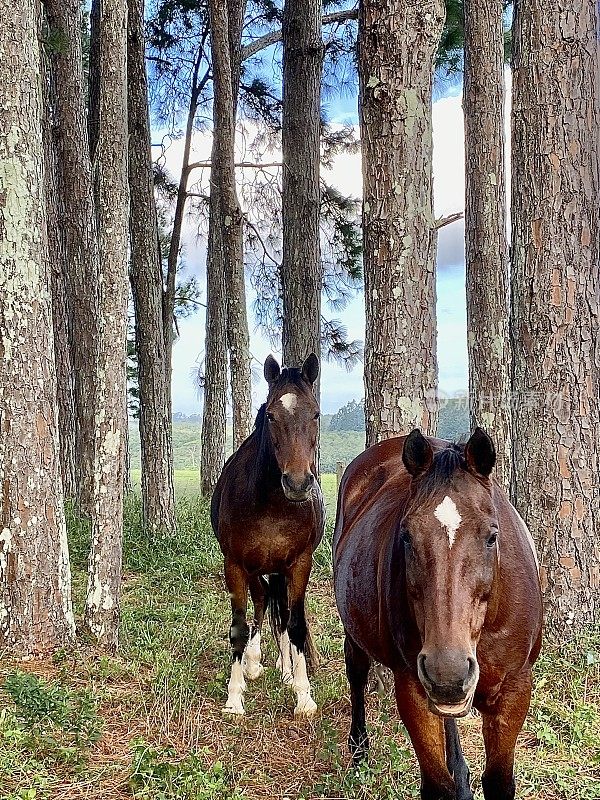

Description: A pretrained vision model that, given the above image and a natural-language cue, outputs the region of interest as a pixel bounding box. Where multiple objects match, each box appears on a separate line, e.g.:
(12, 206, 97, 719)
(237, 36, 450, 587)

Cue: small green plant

(129, 740, 244, 799)
(2, 671, 102, 767)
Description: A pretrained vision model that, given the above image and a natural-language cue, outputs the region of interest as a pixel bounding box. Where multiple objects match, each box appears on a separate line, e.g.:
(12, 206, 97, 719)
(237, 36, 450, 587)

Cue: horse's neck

(252, 423, 281, 494)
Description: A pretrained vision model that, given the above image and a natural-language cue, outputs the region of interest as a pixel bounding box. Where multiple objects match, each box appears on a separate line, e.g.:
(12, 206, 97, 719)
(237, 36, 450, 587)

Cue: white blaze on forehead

(434, 495, 462, 548)
(279, 392, 298, 414)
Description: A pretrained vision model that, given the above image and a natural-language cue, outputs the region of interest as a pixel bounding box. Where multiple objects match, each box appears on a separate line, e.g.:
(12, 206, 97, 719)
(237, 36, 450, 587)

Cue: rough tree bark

(200, 189, 228, 496)
(223, 0, 252, 450)
(0, 0, 75, 655)
(46, 0, 101, 515)
(463, 0, 512, 489)
(127, 0, 176, 534)
(84, 0, 129, 650)
(359, 1, 445, 447)
(511, 0, 600, 630)
(208, 0, 251, 452)
(281, 0, 323, 371)
(41, 38, 77, 500)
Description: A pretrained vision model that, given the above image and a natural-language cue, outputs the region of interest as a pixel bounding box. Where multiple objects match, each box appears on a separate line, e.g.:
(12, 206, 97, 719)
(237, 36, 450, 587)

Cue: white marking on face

(434, 495, 462, 548)
(279, 392, 298, 414)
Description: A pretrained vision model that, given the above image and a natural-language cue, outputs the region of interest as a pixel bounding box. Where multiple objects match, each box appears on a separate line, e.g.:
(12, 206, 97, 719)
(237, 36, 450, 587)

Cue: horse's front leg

(394, 670, 459, 800)
(243, 576, 266, 681)
(222, 559, 249, 715)
(287, 551, 317, 718)
(480, 670, 532, 800)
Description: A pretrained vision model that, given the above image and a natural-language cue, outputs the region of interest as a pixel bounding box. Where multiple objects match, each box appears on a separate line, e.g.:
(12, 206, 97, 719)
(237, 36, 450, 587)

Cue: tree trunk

(281, 0, 323, 371)
(0, 0, 75, 655)
(163, 55, 204, 394)
(127, 0, 176, 534)
(208, 0, 251, 450)
(463, 0, 512, 489)
(224, 0, 251, 450)
(84, 0, 129, 650)
(88, 0, 101, 158)
(41, 36, 77, 500)
(200, 188, 228, 497)
(511, 0, 600, 631)
(359, 1, 445, 447)
(47, 0, 101, 516)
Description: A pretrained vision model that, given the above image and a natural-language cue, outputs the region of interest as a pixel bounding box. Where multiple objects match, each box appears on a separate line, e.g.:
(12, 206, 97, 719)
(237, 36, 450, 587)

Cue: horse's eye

(313, 412, 320, 420)
(400, 528, 412, 546)
(266, 412, 275, 422)
(487, 531, 498, 547)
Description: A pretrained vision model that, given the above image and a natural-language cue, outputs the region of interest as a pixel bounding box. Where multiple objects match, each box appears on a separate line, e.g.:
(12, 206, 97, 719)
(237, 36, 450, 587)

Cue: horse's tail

(263, 573, 318, 672)
(263, 573, 287, 639)
(444, 719, 471, 794)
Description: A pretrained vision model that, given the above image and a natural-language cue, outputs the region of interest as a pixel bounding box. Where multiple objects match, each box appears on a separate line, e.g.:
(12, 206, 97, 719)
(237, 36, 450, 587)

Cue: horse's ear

(402, 429, 434, 478)
(465, 427, 496, 478)
(264, 354, 280, 385)
(301, 353, 319, 385)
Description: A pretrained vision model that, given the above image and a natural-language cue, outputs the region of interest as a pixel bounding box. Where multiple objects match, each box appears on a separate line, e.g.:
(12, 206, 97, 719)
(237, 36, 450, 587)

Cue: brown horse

(334, 428, 542, 800)
(211, 353, 324, 717)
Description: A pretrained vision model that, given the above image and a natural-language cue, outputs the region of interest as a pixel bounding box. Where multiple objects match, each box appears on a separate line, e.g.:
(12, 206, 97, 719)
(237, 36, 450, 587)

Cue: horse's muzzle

(417, 650, 479, 718)
(281, 472, 315, 503)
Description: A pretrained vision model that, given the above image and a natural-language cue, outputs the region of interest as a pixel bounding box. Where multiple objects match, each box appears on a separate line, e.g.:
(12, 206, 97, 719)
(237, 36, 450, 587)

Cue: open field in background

(1, 495, 599, 800)
(127, 398, 471, 479)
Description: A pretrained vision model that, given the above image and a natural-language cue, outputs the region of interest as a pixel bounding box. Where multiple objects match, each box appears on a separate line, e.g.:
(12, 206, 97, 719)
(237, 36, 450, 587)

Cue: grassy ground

(0, 482, 599, 800)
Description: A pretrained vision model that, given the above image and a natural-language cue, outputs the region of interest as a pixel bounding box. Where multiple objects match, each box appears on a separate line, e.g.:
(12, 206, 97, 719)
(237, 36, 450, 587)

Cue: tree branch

(187, 160, 283, 171)
(435, 211, 464, 230)
(241, 9, 358, 62)
(244, 217, 280, 267)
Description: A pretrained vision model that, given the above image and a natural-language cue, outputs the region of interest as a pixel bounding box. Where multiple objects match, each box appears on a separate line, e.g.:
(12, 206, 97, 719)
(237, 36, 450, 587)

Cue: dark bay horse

(211, 354, 325, 717)
(334, 428, 542, 800)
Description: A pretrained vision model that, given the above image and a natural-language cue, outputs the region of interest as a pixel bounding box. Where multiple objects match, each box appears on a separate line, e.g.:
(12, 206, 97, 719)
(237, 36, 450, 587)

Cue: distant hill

(129, 398, 470, 475)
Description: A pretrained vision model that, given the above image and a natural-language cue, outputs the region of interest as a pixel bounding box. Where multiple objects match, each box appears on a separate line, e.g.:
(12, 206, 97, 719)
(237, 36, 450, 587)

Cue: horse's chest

(241, 515, 312, 573)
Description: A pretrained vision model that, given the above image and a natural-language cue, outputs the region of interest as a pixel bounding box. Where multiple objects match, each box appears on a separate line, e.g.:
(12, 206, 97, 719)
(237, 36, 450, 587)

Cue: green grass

(0, 496, 598, 800)
(130, 469, 340, 517)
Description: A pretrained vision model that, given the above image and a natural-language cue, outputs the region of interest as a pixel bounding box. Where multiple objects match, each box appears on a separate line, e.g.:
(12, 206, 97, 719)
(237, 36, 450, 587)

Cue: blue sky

(165, 83, 473, 415)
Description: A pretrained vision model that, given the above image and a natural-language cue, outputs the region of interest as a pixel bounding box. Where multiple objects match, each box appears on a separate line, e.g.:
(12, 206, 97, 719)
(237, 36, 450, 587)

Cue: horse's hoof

(294, 697, 317, 718)
(243, 662, 264, 681)
(222, 701, 245, 716)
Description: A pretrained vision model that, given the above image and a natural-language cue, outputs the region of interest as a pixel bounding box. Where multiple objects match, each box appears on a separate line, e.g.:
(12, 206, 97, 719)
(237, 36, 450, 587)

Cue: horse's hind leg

(344, 633, 370, 764)
(393, 671, 456, 799)
(287, 551, 317, 717)
(480, 670, 532, 800)
(243, 576, 266, 681)
(222, 559, 249, 715)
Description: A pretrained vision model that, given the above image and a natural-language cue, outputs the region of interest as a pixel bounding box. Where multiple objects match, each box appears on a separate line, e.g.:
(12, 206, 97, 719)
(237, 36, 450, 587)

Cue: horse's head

(263, 353, 320, 502)
(400, 427, 498, 718)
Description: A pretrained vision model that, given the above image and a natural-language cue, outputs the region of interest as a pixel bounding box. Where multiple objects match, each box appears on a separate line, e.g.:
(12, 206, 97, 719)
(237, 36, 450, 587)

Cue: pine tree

(0, 0, 75, 654)
(511, 0, 600, 630)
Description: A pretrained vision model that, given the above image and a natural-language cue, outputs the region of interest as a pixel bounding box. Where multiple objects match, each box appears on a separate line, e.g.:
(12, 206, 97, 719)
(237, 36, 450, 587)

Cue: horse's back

(210, 431, 259, 540)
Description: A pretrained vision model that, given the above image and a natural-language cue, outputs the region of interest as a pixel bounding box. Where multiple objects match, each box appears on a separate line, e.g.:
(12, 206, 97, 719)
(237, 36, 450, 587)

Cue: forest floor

(0, 476, 599, 800)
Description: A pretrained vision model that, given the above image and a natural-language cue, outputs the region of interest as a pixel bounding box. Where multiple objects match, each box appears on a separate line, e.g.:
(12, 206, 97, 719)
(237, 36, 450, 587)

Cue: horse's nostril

(465, 656, 477, 685)
(417, 653, 430, 684)
(301, 474, 315, 492)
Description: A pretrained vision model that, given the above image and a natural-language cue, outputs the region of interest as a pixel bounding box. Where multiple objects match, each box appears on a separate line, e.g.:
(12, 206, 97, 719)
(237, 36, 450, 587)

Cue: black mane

(413, 442, 466, 503)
